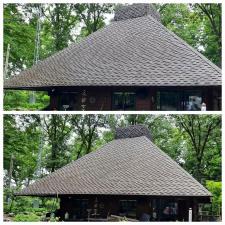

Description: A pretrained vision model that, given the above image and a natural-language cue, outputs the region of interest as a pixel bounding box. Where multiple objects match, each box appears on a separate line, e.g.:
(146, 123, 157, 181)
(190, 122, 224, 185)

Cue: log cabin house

(4, 4, 221, 111)
(15, 125, 212, 221)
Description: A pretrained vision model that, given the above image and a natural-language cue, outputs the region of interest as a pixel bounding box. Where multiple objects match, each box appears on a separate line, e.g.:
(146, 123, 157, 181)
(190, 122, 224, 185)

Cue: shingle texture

(115, 124, 152, 141)
(17, 136, 211, 197)
(4, 4, 221, 90)
(114, 4, 161, 22)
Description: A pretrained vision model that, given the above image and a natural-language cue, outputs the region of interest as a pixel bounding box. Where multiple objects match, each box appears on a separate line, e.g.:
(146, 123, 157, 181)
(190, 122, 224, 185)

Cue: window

(112, 92, 136, 110)
(183, 91, 202, 110)
(157, 90, 203, 111)
(157, 91, 180, 111)
(147, 199, 178, 221)
(119, 200, 137, 218)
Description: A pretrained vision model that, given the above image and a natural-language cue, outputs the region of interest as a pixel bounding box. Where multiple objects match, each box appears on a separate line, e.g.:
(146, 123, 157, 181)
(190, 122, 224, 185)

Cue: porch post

(188, 208, 192, 221)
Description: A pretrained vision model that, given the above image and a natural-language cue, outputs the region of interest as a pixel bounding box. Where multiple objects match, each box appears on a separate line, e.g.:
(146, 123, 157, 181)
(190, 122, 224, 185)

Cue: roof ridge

(146, 15, 221, 74)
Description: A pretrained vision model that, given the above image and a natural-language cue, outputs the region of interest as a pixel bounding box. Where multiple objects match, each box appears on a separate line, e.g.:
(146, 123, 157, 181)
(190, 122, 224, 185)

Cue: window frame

(112, 92, 136, 110)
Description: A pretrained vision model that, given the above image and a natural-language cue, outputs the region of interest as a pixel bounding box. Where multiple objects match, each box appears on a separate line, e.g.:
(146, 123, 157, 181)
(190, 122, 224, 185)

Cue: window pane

(112, 92, 124, 110)
(119, 200, 136, 218)
(112, 92, 136, 110)
(158, 91, 180, 111)
(183, 91, 202, 111)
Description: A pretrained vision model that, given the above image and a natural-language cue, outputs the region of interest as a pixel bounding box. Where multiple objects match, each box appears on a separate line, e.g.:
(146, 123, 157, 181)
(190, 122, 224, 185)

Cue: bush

(3, 191, 59, 221)
(4, 90, 50, 110)
(13, 213, 41, 222)
(206, 180, 222, 215)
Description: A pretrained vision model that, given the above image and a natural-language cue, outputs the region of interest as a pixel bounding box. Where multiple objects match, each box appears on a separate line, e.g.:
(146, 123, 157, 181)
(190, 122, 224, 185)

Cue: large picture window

(157, 90, 202, 111)
(112, 92, 136, 110)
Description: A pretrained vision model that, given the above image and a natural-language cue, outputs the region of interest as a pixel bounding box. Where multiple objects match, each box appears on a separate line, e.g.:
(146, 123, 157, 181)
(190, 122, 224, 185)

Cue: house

(15, 125, 211, 221)
(4, 4, 221, 111)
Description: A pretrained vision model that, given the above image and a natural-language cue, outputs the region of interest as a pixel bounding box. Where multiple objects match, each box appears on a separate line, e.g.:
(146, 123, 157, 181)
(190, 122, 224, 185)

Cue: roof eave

(4, 84, 222, 91)
(14, 192, 212, 198)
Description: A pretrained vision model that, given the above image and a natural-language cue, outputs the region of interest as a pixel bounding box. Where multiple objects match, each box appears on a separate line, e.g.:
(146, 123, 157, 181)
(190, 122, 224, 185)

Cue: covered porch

(52, 194, 211, 221)
(48, 86, 221, 111)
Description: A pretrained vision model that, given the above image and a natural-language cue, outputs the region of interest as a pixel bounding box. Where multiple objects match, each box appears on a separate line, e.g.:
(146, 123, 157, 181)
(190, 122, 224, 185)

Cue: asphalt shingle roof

(4, 4, 221, 90)
(16, 135, 211, 197)
(114, 4, 161, 22)
(115, 124, 153, 141)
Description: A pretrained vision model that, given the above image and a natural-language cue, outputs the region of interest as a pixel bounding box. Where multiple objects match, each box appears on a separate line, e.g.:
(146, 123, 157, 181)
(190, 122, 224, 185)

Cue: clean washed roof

(4, 4, 221, 90)
(16, 136, 211, 197)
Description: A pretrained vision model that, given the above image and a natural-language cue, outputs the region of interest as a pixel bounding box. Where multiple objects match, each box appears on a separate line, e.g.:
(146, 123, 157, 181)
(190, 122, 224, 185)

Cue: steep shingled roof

(16, 134, 211, 197)
(4, 4, 221, 90)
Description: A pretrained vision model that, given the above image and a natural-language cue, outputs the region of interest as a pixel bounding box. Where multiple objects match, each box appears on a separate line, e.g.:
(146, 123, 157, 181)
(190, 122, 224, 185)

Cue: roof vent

(115, 124, 152, 141)
(114, 4, 161, 22)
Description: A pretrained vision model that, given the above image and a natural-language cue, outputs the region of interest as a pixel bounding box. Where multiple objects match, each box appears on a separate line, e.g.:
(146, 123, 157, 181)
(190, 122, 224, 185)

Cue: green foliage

(206, 181, 222, 215)
(43, 115, 73, 172)
(75, 3, 114, 39)
(41, 4, 79, 53)
(158, 3, 221, 67)
(13, 213, 41, 222)
(173, 115, 221, 181)
(3, 4, 36, 73)
(4, 115, 41, 186)
(3, 192, 59, 222)
(4, 90, 50, 110)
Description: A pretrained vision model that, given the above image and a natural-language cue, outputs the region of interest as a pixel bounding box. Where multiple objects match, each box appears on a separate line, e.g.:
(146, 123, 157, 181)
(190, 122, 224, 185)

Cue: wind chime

(81, 89, 87, 111)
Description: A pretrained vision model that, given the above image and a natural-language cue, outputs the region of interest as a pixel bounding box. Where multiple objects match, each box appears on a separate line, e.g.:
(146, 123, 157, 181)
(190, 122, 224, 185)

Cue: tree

(43, 115, 72, 172)
(3, 4, 36, 74)
(158, 3, 221, 67)
(206, 180, 222, 216)
(4, 114, 41, 187)
(74, 3, 114, 39)
(70, 114, 109, 159)
(195, 4, 221, 67)
(174, 115, 221, 181)
(41, 4, 80, 54)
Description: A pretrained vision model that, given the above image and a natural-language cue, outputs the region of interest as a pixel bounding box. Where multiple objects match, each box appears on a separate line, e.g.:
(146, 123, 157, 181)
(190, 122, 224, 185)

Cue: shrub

(13, 213, 41, 222)
(206, 180, 222, 215)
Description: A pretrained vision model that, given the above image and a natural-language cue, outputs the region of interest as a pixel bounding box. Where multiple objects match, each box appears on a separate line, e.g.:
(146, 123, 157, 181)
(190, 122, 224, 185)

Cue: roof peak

(115, 124, 152, 141)
(114, 4, 161, 22)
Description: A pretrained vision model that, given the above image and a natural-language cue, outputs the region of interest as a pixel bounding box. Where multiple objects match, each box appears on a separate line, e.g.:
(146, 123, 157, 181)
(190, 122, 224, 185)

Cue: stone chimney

(114, 4, 161, 22)
(115, 124, 152, 141)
